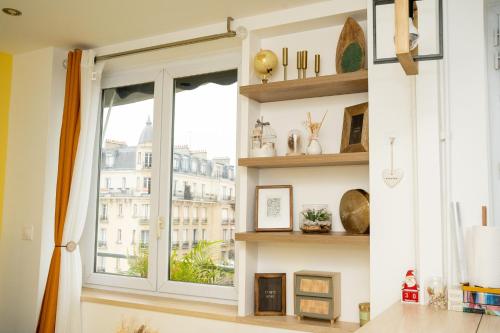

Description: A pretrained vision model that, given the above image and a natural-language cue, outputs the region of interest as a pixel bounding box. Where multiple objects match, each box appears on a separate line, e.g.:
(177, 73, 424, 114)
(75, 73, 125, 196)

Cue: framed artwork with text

(255, 273, 287, 316)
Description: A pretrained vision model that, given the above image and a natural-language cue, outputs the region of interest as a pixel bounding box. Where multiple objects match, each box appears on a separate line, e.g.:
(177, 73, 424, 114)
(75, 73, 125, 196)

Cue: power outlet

(22, 225, 34, 241)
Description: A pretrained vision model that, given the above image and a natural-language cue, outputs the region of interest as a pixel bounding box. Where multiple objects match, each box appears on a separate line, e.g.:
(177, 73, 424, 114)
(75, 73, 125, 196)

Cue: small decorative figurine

(286, 129, 303, 156)
(254, 49, 278, 83)
(402, 269, 420, 303)
(336, 17, 366, 74)
(250, 117, 277, 157)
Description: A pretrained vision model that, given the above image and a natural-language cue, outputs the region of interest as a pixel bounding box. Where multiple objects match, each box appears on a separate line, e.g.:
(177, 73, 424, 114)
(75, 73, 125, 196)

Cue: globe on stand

(254, 49, 278, 84)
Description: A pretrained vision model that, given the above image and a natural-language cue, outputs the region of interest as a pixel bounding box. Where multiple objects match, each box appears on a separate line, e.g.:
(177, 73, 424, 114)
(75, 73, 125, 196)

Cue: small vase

(306, 136, 322, 155)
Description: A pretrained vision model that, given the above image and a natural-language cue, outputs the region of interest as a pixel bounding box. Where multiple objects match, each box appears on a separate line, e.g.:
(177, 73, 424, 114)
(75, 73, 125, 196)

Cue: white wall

(367, 0, 446, 316)
(486, 1, 500, 226)
(444, 0, 490, 289)
(0, 47, 66, 332)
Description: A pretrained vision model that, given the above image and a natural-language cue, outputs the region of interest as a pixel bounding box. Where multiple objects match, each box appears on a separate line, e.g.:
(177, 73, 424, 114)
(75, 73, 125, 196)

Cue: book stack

(462, 285, 500, 316)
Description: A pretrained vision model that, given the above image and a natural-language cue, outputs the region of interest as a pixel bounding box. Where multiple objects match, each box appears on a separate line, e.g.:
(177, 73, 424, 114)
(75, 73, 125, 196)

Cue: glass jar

(250, 117, 276, 157)
(426, 276, 447, 310)
(359, 302, 370, 326)
(299, 204, 332, 233)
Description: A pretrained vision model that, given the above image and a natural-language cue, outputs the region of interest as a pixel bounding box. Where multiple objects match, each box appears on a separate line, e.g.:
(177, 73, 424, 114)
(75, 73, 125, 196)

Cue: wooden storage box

(294, 271, 340, 323)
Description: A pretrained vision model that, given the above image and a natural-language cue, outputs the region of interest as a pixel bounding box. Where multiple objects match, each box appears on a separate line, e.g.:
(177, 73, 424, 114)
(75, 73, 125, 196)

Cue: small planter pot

(299, 204, 332, 233)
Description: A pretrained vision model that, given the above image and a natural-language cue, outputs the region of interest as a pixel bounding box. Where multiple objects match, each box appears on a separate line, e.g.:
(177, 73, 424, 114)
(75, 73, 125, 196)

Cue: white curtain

(55, 50, 104, 333)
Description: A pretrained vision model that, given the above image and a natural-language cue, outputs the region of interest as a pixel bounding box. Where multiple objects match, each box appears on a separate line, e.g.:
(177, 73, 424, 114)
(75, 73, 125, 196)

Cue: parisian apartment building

(96, 119, 236, 274)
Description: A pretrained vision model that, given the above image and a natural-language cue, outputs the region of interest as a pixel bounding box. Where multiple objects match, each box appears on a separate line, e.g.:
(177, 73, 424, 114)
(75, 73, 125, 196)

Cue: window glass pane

(95, 81, 154, 278)
(169, 70, 237, 286)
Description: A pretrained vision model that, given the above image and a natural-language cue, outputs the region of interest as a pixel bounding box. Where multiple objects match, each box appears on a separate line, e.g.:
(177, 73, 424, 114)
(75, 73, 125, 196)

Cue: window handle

(157, 216, 165, 239)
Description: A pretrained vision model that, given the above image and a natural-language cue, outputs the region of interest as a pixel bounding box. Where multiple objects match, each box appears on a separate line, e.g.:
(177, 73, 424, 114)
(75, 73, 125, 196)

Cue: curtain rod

(94, 17, 237, 63)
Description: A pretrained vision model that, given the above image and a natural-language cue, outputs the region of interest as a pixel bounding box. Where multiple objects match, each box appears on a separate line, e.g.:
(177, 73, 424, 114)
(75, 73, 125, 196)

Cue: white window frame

(82, 67, 162, 292)
(157, 53, 239, 301)
(81, 52, 240, 302)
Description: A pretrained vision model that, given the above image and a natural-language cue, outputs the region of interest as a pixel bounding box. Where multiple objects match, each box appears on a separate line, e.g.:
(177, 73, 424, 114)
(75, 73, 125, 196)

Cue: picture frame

(340, 102, 369, 153)
(255, 273, 287, 316)
(255, 185, 293, 232)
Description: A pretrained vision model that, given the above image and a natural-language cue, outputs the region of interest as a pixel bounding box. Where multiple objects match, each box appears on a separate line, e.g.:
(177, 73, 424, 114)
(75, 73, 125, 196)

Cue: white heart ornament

(382, 168, 404, 188)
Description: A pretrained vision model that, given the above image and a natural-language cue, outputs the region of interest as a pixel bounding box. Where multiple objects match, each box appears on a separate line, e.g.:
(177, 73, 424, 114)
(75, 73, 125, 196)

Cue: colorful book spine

(463, 302, 500, 316)
(463, 291, 500, 306)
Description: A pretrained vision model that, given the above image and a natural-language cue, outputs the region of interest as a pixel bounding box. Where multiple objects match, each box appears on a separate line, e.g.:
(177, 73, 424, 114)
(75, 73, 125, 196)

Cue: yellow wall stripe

(0, 52, 13, 234)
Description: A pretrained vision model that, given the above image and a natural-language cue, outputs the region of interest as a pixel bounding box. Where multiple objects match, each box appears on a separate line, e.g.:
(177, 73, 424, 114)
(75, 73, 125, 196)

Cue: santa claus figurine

(402, 269, 419, 303)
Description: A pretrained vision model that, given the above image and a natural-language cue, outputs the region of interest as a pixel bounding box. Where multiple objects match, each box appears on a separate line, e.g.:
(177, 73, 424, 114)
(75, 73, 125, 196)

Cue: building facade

(96, 119, 236, 276)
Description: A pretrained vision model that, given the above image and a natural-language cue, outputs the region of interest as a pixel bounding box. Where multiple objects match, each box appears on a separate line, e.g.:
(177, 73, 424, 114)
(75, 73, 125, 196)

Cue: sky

(102, 82, 237, 165)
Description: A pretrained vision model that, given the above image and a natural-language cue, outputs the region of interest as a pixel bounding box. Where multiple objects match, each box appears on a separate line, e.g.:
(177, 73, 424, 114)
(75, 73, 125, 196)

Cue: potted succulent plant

(300, 204, 332, 233)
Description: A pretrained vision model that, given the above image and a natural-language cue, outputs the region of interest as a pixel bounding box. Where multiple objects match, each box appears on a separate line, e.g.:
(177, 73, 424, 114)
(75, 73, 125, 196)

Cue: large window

(85, 60, 238, 300)
(168, 70, 237, 287)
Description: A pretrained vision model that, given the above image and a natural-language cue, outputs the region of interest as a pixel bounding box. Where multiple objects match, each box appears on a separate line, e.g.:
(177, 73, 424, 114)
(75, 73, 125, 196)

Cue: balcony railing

(99, 217, 108, 223)
(230, 218, 235, 225)
(171, 241, 179, 250)
(221, 219, 229, 225)
(182, 219, 190, 225)
(139, 218, 149, 225)
(139, 242, 149, 250)
(191, 218, 199, 225)
(172, 218, 180, 225)
(181, 241, 189, 249)
(97, 240, 107, 248)
(221, 241, 229, 247)
(192, 240, 199, 247)
(201, 218, 208, 224)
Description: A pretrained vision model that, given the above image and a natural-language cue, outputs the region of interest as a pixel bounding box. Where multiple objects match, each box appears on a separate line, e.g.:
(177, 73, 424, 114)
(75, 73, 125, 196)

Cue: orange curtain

(36, 49, 82, 333)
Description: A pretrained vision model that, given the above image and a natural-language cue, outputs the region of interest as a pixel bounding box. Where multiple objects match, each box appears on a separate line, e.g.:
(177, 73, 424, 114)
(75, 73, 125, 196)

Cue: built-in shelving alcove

(236, 3, 370, 329)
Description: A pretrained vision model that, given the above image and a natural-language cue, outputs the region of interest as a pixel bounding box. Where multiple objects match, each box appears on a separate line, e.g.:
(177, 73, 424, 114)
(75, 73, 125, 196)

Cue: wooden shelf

(240, 315, 359, 333)
(238, 152, 368, 169)
(239, 70, 368, 103)
(235, 231, 369, 245)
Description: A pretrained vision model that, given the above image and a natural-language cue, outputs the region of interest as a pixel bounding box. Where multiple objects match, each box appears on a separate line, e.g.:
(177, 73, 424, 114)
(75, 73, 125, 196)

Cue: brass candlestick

(301, 50, 308, 79)
(282, 47, 288, 81)
(315, 54, 320, 77)
(296, 51, 302, 79)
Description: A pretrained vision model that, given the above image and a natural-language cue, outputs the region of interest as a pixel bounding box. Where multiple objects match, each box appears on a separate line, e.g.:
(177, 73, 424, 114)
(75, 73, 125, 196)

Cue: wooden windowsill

(81, 288, 237, 322)
(81, 287, 359, 333)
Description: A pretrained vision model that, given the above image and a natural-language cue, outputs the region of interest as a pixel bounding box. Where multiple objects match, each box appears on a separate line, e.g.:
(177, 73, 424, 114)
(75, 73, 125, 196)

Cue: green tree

(127, 247, 149, 278)
(170, 241, 233, 285)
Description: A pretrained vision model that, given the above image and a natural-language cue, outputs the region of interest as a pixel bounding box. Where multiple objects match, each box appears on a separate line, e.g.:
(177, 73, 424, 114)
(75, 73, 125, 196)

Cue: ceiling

(0, 0, 327, 54)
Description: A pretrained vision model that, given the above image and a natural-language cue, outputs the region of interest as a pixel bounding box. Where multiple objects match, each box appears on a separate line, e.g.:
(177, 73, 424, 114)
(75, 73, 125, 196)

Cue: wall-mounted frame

(373, 0, 443, 65)
(255, 185, 293, 232)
